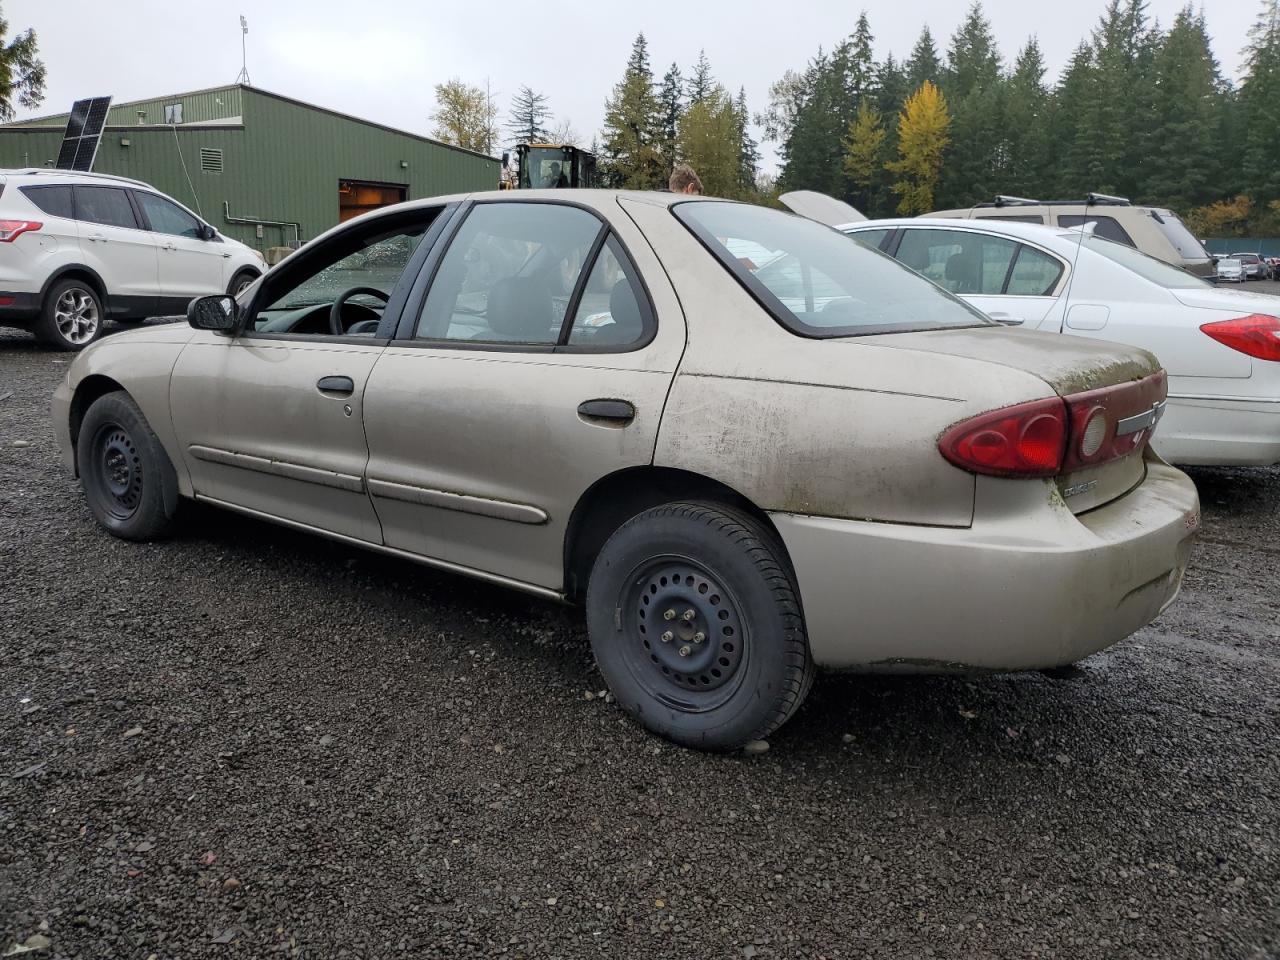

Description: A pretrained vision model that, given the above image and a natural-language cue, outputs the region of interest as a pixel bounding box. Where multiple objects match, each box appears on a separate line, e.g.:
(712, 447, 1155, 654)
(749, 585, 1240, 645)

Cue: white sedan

(829, 216, 1280, 467)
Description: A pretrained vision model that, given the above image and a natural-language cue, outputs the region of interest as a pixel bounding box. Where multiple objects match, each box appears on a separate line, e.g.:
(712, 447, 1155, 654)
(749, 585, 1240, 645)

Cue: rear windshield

(674, 201, 991, 337)
(1085, 236, 1210, 289)
(1152, 211, 1211, 261)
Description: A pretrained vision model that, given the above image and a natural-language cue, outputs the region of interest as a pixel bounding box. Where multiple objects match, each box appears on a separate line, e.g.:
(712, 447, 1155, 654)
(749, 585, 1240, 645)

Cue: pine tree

(1241, 0, 1280, 202)
(658, 62, 684, 170)
(1144, 6, 1225, 209)
(600, 33, 665, 189)
(842, 100, 886, 211)
(756, 68, 807, 145)
(1000, 38, 1052, 199)
(849, 12, 876, 101)
(677, 86, 743, 198)
(1084, 0, 1159, 197)
(904, 26, 942, 91)
(0, 7, 44, 121)
(507, 85, 551, 144)
(936, 2, 1004, 207)
(686, 50, 715, 105)
(887, 81, 951, 214)
(1052, 42, 1105, 195)
(735, 87, 760, 195)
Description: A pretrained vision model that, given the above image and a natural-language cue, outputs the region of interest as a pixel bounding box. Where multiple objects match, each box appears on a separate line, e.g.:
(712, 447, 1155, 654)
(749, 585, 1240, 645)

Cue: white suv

(0, 169, 263, 350)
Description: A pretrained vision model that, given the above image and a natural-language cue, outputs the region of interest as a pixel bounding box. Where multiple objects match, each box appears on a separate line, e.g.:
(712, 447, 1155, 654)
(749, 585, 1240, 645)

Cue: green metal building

(0, 84, 499, 252)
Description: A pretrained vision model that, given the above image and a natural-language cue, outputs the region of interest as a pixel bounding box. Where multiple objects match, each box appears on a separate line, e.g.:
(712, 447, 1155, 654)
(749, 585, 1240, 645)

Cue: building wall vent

(200, 148, 224, 173)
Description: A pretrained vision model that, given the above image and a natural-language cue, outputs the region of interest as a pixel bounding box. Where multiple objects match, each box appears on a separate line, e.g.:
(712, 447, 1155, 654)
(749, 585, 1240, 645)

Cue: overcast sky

(6, 0, 1255, 172)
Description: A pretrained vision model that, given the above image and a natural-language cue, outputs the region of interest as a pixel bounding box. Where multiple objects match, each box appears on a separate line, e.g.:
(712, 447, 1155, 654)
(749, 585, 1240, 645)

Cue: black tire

(586, 501, 815, 751)
(228, 270, 259, 298)
(76, 391, 181, 541)
(34, 278, 105, 351)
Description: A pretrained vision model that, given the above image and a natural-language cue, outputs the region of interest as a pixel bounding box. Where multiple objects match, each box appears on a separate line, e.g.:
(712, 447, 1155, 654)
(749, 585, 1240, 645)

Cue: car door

(72, 185, 161, 315)
(361, 198, 686, 592)
(133, 190, 226, 306)
(169, 204, 453, 543)
(890, 227, 1062, 329)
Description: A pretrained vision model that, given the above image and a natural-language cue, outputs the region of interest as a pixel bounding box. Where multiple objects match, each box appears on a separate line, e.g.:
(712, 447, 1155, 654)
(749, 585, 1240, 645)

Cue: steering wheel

(330, 286, 390, 336)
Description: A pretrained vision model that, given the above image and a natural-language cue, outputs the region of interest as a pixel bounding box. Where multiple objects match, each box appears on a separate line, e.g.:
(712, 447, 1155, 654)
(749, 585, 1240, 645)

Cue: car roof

(0, 167, 151, 189)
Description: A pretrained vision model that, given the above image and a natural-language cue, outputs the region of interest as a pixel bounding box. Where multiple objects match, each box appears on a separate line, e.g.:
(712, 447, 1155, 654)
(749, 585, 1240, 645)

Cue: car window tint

(21, 185, 73, 219)
(566, 236, 649, 348)
(674, 202, 990, 337)
(416, 203, 601, 345)
(135, 192, 201, 238)
(1057, 214, 1134, 247)
(895, 229, 1016, 295)
(846, 228, 890, 250)
(1006, 246, 1064, 296)
(75, 186, 139, 230)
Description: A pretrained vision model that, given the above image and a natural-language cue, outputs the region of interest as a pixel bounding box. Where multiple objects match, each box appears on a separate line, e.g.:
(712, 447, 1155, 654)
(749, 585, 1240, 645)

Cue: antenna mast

(235, 16, 251, 85)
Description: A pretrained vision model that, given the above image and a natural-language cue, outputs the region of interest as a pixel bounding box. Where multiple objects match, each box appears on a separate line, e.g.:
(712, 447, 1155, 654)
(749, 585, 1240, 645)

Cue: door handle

(87, 233, 106, 243)
(577, 399, 635, 425)
(317, 375, 355, 397)
(988, 312, 1025, 326)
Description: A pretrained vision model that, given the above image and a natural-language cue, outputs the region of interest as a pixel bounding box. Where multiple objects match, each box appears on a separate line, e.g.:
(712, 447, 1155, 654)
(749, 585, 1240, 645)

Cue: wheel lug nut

(692, 632, 705, 643)
(678, 645, 691, 657)
(663, 609, 676, 621)
(682, 609, 696, 621)
(661, 631, 673, 643)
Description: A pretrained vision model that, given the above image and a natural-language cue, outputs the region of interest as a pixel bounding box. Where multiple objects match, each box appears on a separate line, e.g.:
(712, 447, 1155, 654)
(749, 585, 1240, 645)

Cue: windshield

(1084, 235, 1211, 289)
(674, 202, 991, 337)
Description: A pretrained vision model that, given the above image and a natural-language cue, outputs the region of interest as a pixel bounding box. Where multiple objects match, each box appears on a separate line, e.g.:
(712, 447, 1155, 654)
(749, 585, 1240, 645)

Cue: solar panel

(53, 96, 113, 172)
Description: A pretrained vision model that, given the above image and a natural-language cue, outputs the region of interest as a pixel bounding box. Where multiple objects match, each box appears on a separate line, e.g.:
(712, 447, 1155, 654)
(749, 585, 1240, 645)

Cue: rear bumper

(772, 460, 1200, 672)
(1156, 395, 1280, 466)
(0, 291, 40, 323)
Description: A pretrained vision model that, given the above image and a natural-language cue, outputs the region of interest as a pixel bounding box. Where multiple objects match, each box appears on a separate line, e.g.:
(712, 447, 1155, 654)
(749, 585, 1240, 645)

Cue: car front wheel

(586, 501, 815, 751)
(77, 391, 181, 541)
(35, 279, 105, 351)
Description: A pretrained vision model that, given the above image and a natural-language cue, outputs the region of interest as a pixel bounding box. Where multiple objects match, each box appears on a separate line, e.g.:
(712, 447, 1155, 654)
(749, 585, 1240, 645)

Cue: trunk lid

(863, 326, 1166, 514)
(777, 190, 867, 227)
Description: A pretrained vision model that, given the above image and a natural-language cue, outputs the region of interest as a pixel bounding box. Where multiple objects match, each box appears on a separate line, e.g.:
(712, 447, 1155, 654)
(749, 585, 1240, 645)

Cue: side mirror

(198, 223, 217, 241)
(187, 295, 239, 333)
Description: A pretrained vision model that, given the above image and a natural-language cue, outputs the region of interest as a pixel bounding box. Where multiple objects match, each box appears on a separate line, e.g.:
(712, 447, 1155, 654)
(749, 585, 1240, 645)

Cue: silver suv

(0, 168, 263, 350)
(928, 194, 1215, 278)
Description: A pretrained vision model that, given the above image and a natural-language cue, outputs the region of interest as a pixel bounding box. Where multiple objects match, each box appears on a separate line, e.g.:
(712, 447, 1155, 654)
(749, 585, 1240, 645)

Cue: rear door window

(20, 185, 74, 219)
(416, 202, 603, 345)
(74, 186, 140, 230)
(1056, 214, 1134, 247)
(894, 228, 1016, 295)
(1006, 246, 1064, 296)
(566, 235, 652, 348)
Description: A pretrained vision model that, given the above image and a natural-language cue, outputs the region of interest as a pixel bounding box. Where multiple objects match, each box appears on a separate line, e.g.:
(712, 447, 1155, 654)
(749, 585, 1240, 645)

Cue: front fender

(54, 324, 199, 496)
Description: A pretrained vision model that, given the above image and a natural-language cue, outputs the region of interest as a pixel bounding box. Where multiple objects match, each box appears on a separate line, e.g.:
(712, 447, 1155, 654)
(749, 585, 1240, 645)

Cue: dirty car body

(52, 190, 1200, 749)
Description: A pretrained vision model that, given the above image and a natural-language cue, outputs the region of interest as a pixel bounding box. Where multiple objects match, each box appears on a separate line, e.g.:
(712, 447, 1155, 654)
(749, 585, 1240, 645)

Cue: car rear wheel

(35, 279, 105, 351)
(77, 391, 181, 541)
(586, 501, 815, 751)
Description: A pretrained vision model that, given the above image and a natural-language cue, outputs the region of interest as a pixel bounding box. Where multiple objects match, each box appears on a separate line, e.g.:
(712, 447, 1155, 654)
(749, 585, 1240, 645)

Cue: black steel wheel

(587, 501, 815, 751)
(76, 391, 181, 541)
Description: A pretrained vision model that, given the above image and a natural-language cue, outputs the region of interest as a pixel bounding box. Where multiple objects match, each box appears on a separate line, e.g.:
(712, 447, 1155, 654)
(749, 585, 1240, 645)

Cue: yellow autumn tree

(886, 81, 950, 215)
(1185, 195, 1252, 237)
(842, 101, 885, 189)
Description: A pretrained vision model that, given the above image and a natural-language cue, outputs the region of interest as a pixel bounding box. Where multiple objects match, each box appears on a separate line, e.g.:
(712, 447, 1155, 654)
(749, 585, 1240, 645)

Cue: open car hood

(778, 191, 867, 228)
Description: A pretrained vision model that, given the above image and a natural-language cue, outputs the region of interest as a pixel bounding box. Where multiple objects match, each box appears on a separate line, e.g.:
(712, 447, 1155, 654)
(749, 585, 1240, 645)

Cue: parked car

(1216, 257, 1245, 282)
(927, 195, 1216, 278)
(52, 191, 1199, 750)
(828, 214, 1280, 466)
(1230, 252, 1267, 280)
(0, 168, 264, 351)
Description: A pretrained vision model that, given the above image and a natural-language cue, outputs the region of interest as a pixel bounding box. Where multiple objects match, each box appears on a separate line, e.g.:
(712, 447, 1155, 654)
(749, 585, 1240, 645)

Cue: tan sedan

(51, 191, 1200, 750)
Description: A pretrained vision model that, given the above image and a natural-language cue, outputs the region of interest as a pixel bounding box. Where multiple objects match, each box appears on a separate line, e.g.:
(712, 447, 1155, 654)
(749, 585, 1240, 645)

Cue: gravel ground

(1, 323, 1277, 960)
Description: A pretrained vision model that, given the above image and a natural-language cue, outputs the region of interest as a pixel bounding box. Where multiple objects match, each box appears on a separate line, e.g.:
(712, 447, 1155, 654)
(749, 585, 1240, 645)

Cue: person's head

(670, 164, 703, 195)
(550, 161, 561, 175)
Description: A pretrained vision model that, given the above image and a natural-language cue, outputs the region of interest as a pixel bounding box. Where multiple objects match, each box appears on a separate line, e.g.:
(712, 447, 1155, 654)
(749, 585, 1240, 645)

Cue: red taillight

(0, 219, 42, 242)
(939, 397, 1067, 477)
(940, 371, 1168, 478)
(1201, 314, 1280, 361)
